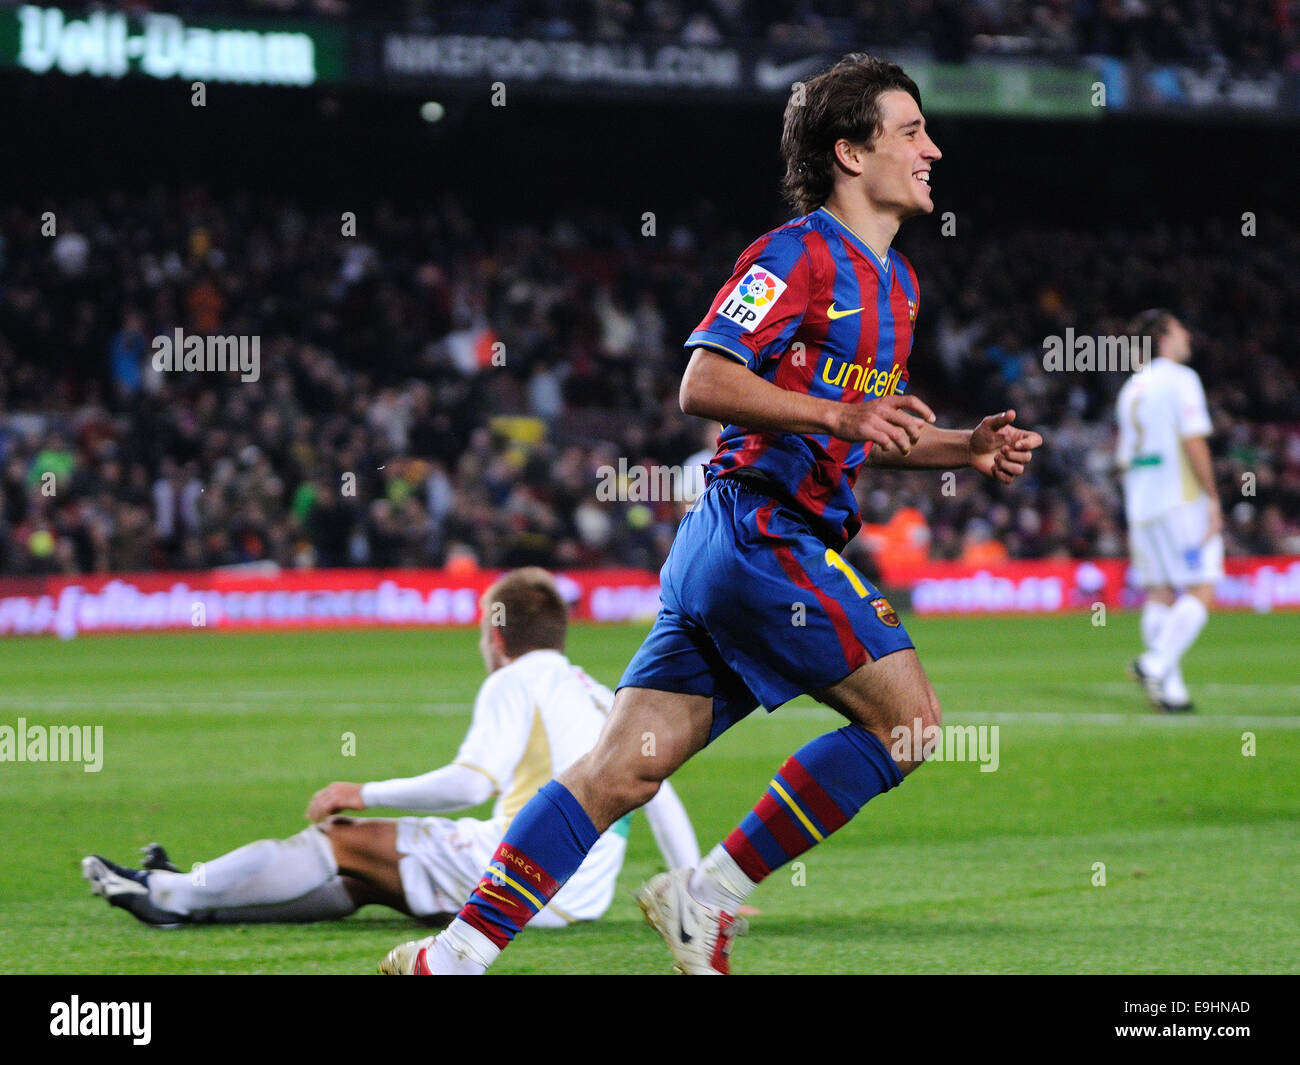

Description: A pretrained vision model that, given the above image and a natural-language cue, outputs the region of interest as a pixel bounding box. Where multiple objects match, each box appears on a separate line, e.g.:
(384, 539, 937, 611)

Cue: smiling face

(854, 89, 941, 219)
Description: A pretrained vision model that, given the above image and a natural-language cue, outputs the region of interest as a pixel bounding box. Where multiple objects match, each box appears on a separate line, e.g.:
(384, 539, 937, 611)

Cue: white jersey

(453, 648, 614, 824)
(1115, 357, 1212, 524)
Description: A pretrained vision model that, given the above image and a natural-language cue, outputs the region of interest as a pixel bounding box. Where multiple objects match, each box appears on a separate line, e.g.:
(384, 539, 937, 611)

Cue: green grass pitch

(1, 611, 1296, 974)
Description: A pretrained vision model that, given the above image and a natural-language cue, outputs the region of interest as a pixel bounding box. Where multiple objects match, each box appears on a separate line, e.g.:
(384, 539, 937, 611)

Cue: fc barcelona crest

(870, 596, 900, 627)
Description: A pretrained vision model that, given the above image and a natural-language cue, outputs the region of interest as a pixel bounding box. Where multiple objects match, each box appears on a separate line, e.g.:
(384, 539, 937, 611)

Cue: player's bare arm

(868, 409, 1044, 483)
(681, 345, 936, 453)
(306, 781, 366, 822)
(1182, 434, 1223, 538)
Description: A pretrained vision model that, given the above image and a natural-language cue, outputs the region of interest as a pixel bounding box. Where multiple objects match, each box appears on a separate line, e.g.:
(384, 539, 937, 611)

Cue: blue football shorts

(619, 476, 914, 744)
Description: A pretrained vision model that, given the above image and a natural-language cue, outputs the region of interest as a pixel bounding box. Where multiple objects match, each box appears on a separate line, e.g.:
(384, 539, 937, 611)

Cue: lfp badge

(720, 269, 788, 331)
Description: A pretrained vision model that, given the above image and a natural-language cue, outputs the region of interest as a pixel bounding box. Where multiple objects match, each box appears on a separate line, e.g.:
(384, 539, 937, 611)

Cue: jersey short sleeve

(685, 230, 812, 372)
(1175, 368, 1212, 439)
(452, 668, 533, 795)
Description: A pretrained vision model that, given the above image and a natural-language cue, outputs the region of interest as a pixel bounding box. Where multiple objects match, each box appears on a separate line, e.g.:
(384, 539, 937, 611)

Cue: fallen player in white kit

(82, 568, 699, 927)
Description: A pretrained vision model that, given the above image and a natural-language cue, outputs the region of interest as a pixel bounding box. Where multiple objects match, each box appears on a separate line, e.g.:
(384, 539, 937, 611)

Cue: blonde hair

(482, 568, 567, 656)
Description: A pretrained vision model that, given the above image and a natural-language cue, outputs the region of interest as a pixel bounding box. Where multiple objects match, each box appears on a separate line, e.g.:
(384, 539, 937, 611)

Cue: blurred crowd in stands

(40, 0, 1300, 68)
(1, 188, 1297, 578)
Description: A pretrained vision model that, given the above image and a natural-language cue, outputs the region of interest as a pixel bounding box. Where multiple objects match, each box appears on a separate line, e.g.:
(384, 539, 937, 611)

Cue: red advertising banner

(0, 568, 663, 639)
(0, 557, 1296, 637)
(891, 556, 1300, 615)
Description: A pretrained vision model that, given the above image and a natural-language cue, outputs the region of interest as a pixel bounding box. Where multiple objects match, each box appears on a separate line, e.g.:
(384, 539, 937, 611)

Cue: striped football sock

(703, 724, 903, 901)
(455, 780, 599, 951)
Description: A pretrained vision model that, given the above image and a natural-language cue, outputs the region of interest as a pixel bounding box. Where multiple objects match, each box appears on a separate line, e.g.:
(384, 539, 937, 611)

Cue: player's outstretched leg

(84, 825, 360, 926)
(381, 687, 713, 975)
(659, 649, 938, 973)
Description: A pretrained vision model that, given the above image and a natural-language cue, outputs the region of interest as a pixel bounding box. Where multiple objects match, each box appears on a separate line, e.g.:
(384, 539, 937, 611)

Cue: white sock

(206, 877, 356, 923)
(424, 918, 499, 974)
(1141, 599, 1169, 654)
(1146, 594, 1209, 679)
(149, 826, 338, 916)
(1162, 667, 1189, 706)
(689, 844, 757, 913)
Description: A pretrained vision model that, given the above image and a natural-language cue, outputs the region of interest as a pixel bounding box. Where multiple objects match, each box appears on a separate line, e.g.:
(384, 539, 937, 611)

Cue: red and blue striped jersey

(685, 206, 920, 549)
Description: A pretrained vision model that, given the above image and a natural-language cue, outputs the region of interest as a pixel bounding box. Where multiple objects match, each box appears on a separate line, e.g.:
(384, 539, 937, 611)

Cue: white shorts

(1130, 499, 1224, 589)
(393, 815, 625, 926)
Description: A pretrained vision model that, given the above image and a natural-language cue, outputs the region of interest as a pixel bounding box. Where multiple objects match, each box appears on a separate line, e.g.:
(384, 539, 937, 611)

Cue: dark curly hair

(780, 54, 923, 215)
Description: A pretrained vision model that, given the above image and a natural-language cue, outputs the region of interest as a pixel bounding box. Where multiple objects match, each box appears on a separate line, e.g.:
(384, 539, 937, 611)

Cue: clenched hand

(969, 409, 1043, 483)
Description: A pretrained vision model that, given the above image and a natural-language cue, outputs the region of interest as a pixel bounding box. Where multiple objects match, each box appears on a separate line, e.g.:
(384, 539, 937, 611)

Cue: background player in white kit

(83, 568, 699, 927)
(1116, 310, 1223, 712)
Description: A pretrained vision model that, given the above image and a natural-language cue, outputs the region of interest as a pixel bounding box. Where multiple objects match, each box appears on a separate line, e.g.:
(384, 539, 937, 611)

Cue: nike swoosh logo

(679, 919, 693, 944)
(827, 303, 864, 320)
(754, 55, 823, 91)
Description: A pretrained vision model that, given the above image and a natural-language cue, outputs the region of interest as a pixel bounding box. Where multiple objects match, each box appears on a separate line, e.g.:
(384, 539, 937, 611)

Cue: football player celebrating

(382, 53, 1042, 976)
(83, 569, 698, 929)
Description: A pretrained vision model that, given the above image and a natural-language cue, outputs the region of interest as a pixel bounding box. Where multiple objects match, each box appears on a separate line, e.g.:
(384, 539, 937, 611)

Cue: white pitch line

(959, 710, 1300, 729)
(0, 698, 475, 715)
(776, 705, 1300, 728)
(921, 681, 1300, 697)
(1086, 682, 1300, 698)
(0, 691, 471, 703)
(1, 693, 1297, 728)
